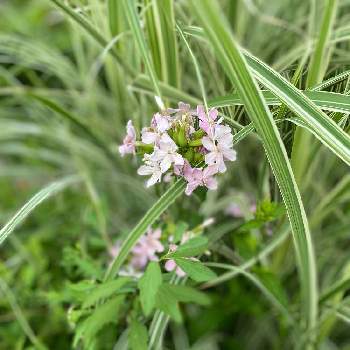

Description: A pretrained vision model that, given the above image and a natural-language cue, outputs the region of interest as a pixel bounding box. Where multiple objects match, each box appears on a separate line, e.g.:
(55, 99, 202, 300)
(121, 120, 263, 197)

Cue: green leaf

(138, 262, 162, 316)
(73, 295, 125, 347)
(155, 284, 182, 323)
(129, 320, 148, 350)
(189, 0, 317, 336)
(0, 176, 79, 246)
(160, 283, 211, 306)
(168, 236, 209, 258)
(82, 277, 132, 308)
(174, 258, 216, 282)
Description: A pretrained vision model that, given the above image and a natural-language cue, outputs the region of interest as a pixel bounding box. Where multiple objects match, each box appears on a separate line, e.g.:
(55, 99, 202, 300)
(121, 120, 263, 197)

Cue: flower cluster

(119, 103, 236, 195)
(110, 218, 214, 278)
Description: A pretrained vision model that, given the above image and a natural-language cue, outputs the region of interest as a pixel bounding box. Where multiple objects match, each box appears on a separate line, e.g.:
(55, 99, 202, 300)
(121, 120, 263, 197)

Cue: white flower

(152, 113, 171, 133)
(137, 152, 163, 187)
(141, 113, 172, 145)
(137, 134, 184, 187)
(156, 134, 184, 173)
(202, 124, 236, 173)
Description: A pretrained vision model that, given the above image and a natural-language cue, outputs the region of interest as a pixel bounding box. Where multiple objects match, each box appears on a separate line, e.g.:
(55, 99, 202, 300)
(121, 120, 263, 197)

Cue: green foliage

(73, 295, 125, 347)
(138, 261, 162, 316)
(0, 0, 349, 349)
(175, 258, 216, 282)
(129, 320, 148, 350)
(82, 277, 133, 308)
(166, 236, 209, 258)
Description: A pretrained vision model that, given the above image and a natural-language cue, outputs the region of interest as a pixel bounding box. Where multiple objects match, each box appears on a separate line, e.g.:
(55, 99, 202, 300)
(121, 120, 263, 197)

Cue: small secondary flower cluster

(119, 103, 237, 195)
(110, 227, 193, 277)
(110, 218, 214, 278)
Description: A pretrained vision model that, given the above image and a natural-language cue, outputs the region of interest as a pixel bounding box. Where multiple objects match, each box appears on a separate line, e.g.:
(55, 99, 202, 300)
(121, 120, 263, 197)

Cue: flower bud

(177, 126, 188, 147)
(184, 148, 194, 162)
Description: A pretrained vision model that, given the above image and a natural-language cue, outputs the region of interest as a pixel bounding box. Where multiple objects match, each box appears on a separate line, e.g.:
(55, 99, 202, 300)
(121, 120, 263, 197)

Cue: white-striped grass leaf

(210, 90, 350, 115)
(49, 0, 135, 76)
(144, 0, 179, 88)
(122, 0, 162, 100)
(0, 176, 79, 246)
(189, 0, 318, 339)
(312, 70, 350, 91)
(306, 0, 338, 88)
(244, 52, 350, 167)
(183, 25, 350, 165)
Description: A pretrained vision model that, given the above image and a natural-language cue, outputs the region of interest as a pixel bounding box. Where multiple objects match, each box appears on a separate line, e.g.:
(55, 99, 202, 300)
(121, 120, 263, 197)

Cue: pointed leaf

(138, 262, 162, 316)
(174, 258, 216, 282)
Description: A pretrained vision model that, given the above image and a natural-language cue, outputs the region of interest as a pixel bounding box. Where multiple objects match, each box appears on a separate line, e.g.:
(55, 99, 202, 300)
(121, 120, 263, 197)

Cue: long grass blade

(210, 90, 350, 114)
(122, 0, 162, 101)
(189, 1, 318, 344)
(0, 176, 79, 246)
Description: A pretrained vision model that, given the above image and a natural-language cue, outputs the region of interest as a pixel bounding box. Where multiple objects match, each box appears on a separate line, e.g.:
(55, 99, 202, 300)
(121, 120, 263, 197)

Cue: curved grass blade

(210, 90, 350, 114)
(122, 0, 162, 102)
(205, 263, 294, 325)
(244, 51, 350, 167)
(189, 0, 318, 342)
(0, 176, 79, 246)
(0, 279, 48, 350)
(144, 0, 179, 88)
(312, 70, 350, 92)
(49, 0, 135, 76)
(104, 179, 186, 281)
(28, 94, 118, 166)
(182, 25, 350, 165)
(202, 226, 290, 288)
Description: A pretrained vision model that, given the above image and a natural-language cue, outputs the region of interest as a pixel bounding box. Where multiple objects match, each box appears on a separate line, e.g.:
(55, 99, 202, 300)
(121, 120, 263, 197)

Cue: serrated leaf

(168, 236, 208, 258)
(161, 283, 211, 306)
(129, 320, 148, 350)
(73, 295, 125, 347)
(82, 277, 132, 308)
(155, 284, 182, 323)
(174, 258, 216, 282)
(138, 262, 162, 316)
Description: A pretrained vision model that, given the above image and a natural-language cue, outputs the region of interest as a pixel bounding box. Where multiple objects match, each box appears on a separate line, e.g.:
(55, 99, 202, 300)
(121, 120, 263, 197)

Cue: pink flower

(165, 259, 186, 277)
(141, 113, 172, 145)
(202, 124, 236, 173)
(141, 127, 159, 145)
(184, 164, 218, 196)
(119, 120, 136, 156)
(164, 244, 186, 277)
(197, 105, 221, 137)
(151, 113, 171, 133)
(131, 228, 164, 269)
(167, 102, 196, 118)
